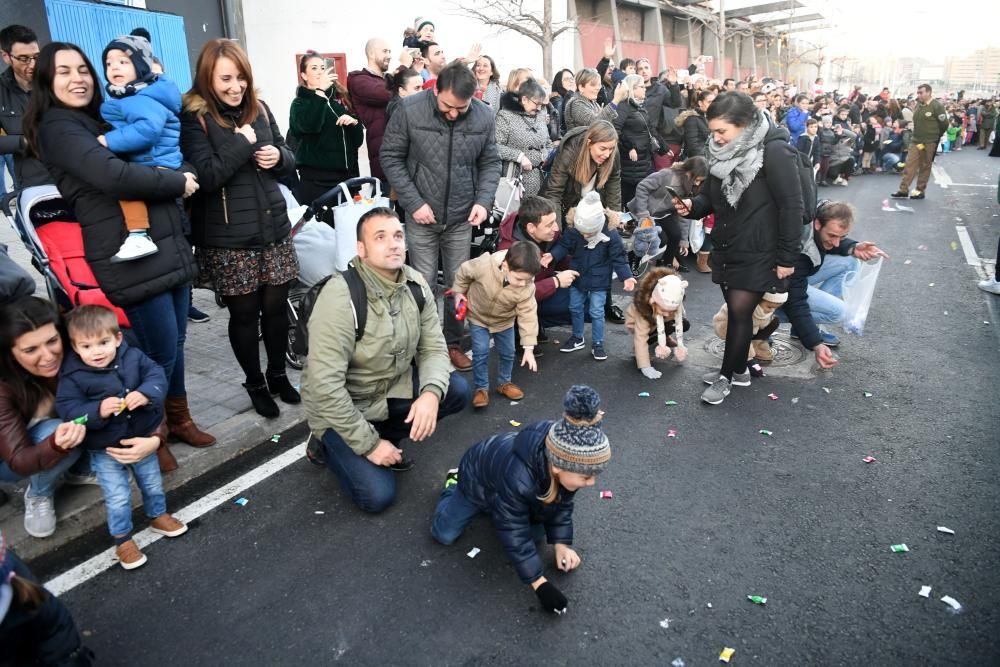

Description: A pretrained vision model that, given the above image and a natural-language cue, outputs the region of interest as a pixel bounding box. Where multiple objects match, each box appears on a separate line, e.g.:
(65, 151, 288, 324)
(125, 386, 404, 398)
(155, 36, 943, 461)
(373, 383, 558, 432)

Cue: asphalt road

(43, 150, 1000, 666)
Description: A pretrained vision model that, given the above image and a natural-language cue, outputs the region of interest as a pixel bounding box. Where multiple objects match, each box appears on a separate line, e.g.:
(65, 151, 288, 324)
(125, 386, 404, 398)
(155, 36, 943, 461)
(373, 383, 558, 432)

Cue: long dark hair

(706, 92, 757, 127)
(0, 297, 64, 421)
(552, 69, 574, 98)
(298, 50, 352, 110)
(23, 42, 104, 158)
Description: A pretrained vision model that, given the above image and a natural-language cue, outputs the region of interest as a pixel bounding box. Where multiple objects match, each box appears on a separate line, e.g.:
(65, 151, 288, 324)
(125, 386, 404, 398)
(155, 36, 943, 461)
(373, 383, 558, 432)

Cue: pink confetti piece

(767, 393, 778, 400)
(600, 490, 613, 499)
(667, 429, 677, 438)
(862, 456, 877, 463)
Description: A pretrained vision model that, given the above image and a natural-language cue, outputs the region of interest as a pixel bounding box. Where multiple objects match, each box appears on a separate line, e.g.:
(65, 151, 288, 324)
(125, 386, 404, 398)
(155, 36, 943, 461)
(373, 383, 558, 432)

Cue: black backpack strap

(342, 265, 368, 341)
(406, 280, 426, 315)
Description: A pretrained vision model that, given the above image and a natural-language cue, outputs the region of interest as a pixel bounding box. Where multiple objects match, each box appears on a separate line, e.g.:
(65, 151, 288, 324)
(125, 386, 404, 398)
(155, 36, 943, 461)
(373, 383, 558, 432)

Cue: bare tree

(449, 0, 575, 81)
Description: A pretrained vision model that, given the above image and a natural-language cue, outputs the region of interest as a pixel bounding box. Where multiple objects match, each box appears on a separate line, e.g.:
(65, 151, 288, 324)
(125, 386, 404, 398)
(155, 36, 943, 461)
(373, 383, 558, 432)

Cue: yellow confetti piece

(720, 647, 735, 663)
(509, 420, 521, 427)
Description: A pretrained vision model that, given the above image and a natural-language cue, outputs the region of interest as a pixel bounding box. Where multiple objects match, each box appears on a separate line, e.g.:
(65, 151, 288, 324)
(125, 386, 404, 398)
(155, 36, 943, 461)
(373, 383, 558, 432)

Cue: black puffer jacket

(38, 108, 195, 307)
(380, 89, 501, 226)
(0, 68, 51, 188)
(180, 95, 296, 249)
(689, 124, 804, 292)
(613, 99, 654, 183)
(677, 109, 709, 158)
(457, 420, 575, 584)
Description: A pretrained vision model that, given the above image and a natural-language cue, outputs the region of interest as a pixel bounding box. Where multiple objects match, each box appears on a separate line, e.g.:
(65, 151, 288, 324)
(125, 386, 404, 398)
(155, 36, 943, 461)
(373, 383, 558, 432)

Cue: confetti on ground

(863, 391, 873, 397)
(937, 526, 955, 535)
(943, 311, 948, 315)
(758, 429, 772, 436)
(941, 596, 962, 612)
(509, 420, 521, 427)
(903, 259, 912, 265)
(862, 456, 878, 463)
(420, 560, 433, 567)
(917, 245, 928, 250)
(822, 387, 831, 394)
(791, 397, 799, 404)
(719, 647, 735, 663)
(510, 401, 520, 405)
(600, 490, 613, 499)
(638, 391, 650, 397)
(955, 217, 963, 222)
(467, 547, 481, 559)
(747, 595, 767, 605)
(890, 543, 909, 553)
(880, 199, 896, 212)
(895, 204, 915, 212)
(671, 659, 685, 667)
(659, 618, 672, 629)
(270, 434, 281, 443)
(950, 241, 958, 250)
(928, 283, 935, 287)
(234, 497, 248, 506)
(767, 393, 778, 400)
(706, 602, 713, 608)
(919, 586, 931, 598)
(664, 400, 678, 406)
(667, 429, 678, 438)
(314, 510, 325, 515)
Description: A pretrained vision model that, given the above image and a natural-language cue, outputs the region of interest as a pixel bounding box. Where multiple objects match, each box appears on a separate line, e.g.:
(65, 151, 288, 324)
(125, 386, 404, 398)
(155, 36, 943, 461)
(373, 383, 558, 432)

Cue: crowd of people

(0, 15, 993, 662)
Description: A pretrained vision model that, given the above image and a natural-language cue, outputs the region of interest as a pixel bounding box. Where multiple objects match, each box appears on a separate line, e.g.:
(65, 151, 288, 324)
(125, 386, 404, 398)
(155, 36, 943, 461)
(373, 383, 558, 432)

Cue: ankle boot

(244, 381, 280, 418)
(696, 251, 711, 273)
(266, 371, 301, 404)
(156, 442, 178, 473)
(165, 396, 216, 448)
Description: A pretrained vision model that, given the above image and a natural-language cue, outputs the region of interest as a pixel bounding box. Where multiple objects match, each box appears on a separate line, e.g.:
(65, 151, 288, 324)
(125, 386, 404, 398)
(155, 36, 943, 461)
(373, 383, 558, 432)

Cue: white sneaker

(833, 176, 848, 186)
(24, 485, 57, 538)
(111, 234, 159, 263)
(978, 276, 1000, 295)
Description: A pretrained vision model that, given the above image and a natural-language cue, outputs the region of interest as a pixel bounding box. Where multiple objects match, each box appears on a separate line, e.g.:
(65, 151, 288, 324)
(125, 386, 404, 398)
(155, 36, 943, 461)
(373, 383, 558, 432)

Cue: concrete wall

(146, 0, 226, 74)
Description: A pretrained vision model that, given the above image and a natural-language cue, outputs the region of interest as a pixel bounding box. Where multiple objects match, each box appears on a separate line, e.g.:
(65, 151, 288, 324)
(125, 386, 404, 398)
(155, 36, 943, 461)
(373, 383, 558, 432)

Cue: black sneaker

(591, 343, 608, 360)
(909, 191, 925, 200)
(628, 252, 642, 278)
(605, 304, 625, 324)
(390, 455, 415, 472)
(306, 437, 326, 466)
(537, 329, 549, 344)
(559, 336, 585, 353)
(188, 305, 211, 323)
(890, 190, 909, 199)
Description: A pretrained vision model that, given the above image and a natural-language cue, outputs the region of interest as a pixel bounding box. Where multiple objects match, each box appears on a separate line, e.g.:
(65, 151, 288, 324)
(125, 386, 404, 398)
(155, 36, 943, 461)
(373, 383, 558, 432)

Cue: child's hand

(640, 366, 662, 380)
(97, 135, 108, 148)
(520, 348, 537, 373)
(654, 344, 671, 360)
(674, 346, 688, 362)
(623, 277, 637, 291)
(124, 391, 149, 411)
(554, 544, 581, 572)
(540, 253, 553, 268)
(99, 396, 123, 418)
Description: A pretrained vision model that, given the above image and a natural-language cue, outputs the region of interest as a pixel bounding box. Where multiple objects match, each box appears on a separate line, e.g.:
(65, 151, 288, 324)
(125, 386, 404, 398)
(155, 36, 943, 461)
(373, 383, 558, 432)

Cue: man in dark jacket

(0, 25, 51, 189)
(380, 62, 501, 370)
(347, 38, 394, 182)
(782, 200, 888, 368)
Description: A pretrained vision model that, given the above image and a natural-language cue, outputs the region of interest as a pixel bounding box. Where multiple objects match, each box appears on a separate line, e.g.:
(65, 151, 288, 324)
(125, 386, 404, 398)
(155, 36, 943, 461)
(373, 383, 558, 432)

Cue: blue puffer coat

(55, 339, 167, 450)
(101, 77, 183, 169)
(548, 218, 633, 292)
(457, 420, 575, 584)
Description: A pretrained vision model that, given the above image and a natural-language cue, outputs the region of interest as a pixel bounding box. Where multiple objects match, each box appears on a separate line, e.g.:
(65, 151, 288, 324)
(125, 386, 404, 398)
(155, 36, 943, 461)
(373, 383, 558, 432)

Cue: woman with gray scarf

(674, 93, 803, 405)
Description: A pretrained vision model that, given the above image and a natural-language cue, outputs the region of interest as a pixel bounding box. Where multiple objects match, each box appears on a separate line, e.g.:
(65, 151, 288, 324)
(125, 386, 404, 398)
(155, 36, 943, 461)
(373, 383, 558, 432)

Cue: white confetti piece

(314, 511, 325, 515)
(937, 526, 955, 535)
(919, 586, 931, 598)
(941, 595, 962, 611)
(659, 618, 672, 629)
(467, 547, 481, 559)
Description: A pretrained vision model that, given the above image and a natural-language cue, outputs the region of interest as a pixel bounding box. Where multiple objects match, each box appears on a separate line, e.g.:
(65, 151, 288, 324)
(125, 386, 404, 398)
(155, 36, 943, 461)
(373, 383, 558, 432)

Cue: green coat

(301, 258, 451, 456)
(288, 86, 365, 172)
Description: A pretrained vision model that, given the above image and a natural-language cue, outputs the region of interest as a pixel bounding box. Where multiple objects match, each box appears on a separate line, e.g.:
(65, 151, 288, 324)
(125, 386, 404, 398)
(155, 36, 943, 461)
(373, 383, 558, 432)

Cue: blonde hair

(622, 74, 644, 103)
(506, 67, 534, 93)
(575, 67, 600, 90)
(573, 120, 618, 190)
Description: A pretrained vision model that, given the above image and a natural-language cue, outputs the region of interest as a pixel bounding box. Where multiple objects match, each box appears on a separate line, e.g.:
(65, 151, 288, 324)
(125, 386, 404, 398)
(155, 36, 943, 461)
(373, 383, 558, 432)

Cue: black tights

(223, 282, 291, 386)
(720, 287, 763, 380)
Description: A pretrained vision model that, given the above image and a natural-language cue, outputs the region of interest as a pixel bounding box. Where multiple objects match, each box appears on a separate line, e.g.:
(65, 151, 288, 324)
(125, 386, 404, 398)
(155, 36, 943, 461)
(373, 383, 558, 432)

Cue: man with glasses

(0, 25, 49, 190)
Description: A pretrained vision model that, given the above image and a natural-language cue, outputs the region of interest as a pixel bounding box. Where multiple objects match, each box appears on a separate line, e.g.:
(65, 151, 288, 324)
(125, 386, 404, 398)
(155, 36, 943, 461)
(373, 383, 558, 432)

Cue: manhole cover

(703, 332, 807, 367)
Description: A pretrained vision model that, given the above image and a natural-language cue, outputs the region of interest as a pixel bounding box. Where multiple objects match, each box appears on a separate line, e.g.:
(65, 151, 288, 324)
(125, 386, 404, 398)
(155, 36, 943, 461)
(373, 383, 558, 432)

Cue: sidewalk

(0, 217, 305, 562)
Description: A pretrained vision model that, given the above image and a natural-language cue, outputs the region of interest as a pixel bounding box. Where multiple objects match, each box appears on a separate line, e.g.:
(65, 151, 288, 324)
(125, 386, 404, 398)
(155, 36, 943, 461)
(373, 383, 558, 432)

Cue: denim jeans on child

(470, 323, 515, 391)
(0, 418, 84, 498)
(91, 449, 166, 537)
(569, 287, 607, 344)
(432, 482, 545, 545)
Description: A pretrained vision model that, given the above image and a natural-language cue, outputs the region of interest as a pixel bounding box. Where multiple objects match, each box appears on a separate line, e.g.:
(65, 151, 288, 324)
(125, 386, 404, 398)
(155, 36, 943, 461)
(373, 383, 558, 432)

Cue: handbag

(641, 111, 669, 156)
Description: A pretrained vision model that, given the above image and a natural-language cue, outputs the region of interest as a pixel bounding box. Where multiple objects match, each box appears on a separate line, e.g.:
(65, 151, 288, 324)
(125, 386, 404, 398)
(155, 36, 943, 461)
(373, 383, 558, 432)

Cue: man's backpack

(291, 263, 426, 358)
(768, 134, 818, 225)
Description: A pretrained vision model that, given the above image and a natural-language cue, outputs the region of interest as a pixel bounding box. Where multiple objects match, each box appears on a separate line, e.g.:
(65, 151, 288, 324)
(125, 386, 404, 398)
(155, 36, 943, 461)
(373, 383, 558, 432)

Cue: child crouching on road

(452, 241, 542, 409)
(709, 290, 785, 380)
(624, 268, 690, 380)
(55, 306, 187, 570)
(431, 385, 612, 615)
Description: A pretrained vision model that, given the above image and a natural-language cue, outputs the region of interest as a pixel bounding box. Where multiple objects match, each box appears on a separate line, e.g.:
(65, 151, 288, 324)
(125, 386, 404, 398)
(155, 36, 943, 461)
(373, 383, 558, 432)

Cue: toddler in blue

(97, 35, 184, 263)
(55, 306, 187, 570)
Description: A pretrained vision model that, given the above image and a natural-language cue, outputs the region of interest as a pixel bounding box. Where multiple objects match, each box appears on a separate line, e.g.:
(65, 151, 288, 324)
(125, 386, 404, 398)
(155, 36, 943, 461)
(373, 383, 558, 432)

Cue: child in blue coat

(431, 385, 612, 615)
(55, 306, 187, 570)
(98, 35, 184, 263)
(545, 191, 636, 360)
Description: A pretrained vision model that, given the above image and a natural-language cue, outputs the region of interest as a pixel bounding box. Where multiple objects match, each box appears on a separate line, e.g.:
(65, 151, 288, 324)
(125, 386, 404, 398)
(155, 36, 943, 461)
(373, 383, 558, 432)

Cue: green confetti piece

(270, 434, 281, 442)
(663, 400, 678, 406)
(72, 414, 88, 425)
(890, 543, 909, 553)
(863, 391, 873, 398)
(747, 595, 767, 605)
(758, 429, 772, 436)
(638, 391, 650, 397)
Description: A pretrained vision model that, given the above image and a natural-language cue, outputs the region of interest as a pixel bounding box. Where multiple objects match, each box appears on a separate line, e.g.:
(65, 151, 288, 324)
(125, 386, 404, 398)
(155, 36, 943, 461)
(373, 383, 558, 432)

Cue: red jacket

(347, 68, 391, 179)
(497, 211, 570, 302)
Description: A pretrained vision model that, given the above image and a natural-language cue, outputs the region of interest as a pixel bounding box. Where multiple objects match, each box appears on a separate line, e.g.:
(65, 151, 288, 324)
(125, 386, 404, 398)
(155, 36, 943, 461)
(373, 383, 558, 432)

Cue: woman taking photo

(674, 93, 803, 405)
(675, 90, 714, 158)
(23, 42, 214, 453)
(563, 68, 626, 132)
(289, 51, 363, 207)
(1, 297, 165, 538)
(612, 74, 654, 206)
(473, 55, 502, 112)
(495, 79, 553, 198)
(180, 39, 300, 419)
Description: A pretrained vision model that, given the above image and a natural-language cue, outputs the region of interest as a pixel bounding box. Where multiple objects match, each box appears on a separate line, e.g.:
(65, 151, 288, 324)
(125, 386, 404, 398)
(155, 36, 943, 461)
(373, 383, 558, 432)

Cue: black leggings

(223, 282, 291, 386)
(720, 286, 763, 380)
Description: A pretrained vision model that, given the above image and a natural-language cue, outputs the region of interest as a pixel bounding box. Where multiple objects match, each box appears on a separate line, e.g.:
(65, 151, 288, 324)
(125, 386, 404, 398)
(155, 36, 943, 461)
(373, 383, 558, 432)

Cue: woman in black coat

(612, 74, 654, 207)
(675, 90, 715, 158)
(180, 39, 299, 418)
(675, 93, 803, 405)
(23, 42, 215, 450)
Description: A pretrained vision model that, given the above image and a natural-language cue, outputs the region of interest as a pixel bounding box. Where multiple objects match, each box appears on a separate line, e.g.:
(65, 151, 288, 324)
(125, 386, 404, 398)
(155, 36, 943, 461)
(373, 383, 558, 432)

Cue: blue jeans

(881, 153, 902, 170)
(569, 287, 607, 344)
(0, 419, 84, 498)
(91, 449, 166, 537)
(806, 255, 859, 325)
(470, 323, 515, 391)
(320, 371, 471, 513)
(124, 284, 190, 398)
(2, 154, 16, 193)
(431, 483, 482, 545)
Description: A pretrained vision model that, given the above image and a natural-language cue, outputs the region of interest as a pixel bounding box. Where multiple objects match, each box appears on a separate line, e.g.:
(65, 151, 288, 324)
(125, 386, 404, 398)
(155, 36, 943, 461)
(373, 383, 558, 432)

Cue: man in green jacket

(301, 207, 470, 513)
(977, 99, 997, 150)
(891, 83, 949, 200)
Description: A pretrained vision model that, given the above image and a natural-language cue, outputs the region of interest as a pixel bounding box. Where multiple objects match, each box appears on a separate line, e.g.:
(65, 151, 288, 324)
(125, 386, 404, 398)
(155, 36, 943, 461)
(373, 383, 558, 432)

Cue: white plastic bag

(688, 218, 705, 253)
(332, 180, 390, 271)
(841, 257, 883, 335)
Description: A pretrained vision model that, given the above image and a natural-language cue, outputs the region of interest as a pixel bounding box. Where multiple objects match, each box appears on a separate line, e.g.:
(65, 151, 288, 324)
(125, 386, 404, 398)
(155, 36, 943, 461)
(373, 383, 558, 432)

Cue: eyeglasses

(6, 53, 39, 64)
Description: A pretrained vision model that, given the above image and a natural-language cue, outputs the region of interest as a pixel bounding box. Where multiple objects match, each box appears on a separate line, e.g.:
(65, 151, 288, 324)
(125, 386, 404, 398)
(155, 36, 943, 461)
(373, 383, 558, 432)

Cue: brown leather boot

(157, 442, 178, 473)
(696, 252, 711, 273)
(165, 396, 216, 448)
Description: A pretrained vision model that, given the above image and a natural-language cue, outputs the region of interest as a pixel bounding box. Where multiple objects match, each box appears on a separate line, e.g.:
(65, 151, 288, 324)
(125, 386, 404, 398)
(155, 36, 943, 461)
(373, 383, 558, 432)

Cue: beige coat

(452, 250, 538, 346)
(624, 303, 683, 369)
(712, 303, 774, 361)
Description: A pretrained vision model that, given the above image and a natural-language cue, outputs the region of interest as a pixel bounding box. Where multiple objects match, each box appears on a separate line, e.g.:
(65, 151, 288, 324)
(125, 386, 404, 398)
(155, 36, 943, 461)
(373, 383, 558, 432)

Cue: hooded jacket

(289, 85, 365, 174)
(612, 98, 654, 183)
(548, 210, 631, 292)
(457, 421, 575, 584)
(676, 108, 709, 157)
(54, 339, 166, 450)
(451, 249, 538, 345)
(0, 67, 52, 188)
(100, 77, 183, 169)
(540, 125, 622, 223)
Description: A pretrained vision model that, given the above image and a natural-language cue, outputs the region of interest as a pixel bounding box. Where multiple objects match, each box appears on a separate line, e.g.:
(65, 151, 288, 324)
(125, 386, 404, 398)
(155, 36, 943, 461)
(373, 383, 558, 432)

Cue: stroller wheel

(215, 293, 226, 308)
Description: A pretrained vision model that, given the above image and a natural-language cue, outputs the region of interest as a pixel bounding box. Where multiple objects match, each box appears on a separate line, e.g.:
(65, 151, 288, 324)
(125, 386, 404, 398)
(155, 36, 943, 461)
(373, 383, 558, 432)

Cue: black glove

(535, 581, 568, 615)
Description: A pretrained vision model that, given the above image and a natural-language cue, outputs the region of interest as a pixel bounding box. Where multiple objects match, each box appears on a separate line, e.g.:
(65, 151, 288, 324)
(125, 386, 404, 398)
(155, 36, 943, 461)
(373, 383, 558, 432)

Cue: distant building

(946, 47, 1000, 94)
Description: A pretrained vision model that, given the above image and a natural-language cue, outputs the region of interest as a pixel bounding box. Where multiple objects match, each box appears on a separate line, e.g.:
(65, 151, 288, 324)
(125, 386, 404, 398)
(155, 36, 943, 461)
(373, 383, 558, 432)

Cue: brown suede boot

(165, 396, 216, 448)
(696, 252, 711, 273)
(156, 442, 178, 473)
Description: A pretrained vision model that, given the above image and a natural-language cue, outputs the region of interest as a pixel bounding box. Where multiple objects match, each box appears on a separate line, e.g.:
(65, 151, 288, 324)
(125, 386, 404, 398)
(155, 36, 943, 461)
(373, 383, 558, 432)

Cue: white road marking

(955, 225, 989, 280)
(946, 183, 998, 188)
(933, 164, 952, 189)
(44, 440, 307, 597)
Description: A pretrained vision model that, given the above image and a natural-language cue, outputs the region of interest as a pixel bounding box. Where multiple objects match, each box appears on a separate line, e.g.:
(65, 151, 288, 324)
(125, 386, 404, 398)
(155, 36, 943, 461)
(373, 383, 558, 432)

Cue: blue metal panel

(44, 0, 192, 93)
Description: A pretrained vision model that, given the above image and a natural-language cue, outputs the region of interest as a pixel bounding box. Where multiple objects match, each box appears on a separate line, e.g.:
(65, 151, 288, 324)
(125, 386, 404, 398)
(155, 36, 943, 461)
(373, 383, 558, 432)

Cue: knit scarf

(706, 109, 770, 208)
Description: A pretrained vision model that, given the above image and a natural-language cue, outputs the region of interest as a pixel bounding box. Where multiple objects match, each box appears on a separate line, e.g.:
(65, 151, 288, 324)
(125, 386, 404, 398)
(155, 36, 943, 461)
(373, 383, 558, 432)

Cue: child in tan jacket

(624, 268, 690, 380)
(712, 290, 785, 368)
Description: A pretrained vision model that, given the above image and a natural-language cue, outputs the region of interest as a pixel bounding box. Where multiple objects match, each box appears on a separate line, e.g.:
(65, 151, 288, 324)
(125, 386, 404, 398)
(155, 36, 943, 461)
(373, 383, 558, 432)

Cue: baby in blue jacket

(97, 35, 184, 263)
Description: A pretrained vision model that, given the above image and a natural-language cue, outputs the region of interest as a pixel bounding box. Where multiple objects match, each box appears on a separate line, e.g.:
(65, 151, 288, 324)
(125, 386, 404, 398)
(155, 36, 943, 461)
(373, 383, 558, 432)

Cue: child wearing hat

(709, 290, 785, 378)
(431, 385, 612, 615)
(625, 268, 690, 380)
(402, 17, 435, 49)
(544, 191, 636, 361)
(97, 34, 186, 263)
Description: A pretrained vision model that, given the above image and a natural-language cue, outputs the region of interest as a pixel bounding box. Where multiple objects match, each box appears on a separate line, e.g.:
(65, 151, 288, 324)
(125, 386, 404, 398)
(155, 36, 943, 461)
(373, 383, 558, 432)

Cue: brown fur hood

(675, 108, 702, 129)
(182, 92, 212, 115)
(564, 207, 622, 230)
